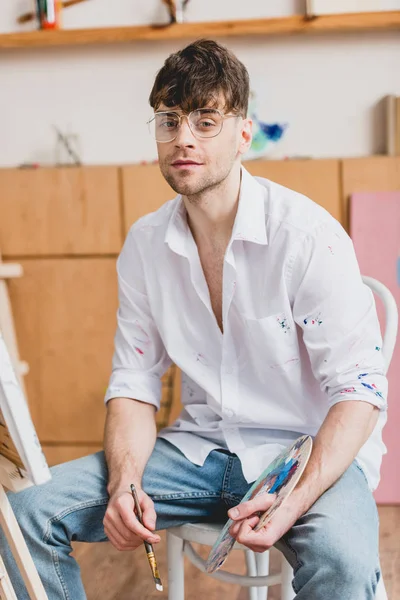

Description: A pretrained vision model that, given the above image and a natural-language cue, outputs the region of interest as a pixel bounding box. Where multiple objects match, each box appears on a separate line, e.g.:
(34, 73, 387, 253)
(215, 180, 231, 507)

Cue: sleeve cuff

(328, 374, 388, 411)
(104, 370, 162, 410)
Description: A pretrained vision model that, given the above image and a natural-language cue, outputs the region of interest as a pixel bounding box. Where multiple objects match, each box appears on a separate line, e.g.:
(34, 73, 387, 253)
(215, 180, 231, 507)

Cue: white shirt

(105, 167, 388, 490)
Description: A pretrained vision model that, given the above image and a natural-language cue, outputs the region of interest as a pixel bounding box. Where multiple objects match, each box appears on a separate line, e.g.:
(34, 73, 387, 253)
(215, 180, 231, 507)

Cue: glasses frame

(146, 108, 242, 143)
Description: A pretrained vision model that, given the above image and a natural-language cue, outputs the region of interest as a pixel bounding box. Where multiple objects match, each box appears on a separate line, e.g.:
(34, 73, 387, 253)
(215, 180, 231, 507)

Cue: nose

(174, 115, 196, 148)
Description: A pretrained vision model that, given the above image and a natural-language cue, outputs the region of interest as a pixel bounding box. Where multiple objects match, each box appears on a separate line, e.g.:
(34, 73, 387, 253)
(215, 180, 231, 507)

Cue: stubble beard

(160, 160, 235, 205)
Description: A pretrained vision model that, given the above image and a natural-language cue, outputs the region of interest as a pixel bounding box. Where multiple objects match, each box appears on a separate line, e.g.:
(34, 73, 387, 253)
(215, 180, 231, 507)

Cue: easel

(0, 252, 48, 600)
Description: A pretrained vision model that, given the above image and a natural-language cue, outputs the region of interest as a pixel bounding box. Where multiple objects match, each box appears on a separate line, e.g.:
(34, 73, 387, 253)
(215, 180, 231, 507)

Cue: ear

(238, 118, 253, 156)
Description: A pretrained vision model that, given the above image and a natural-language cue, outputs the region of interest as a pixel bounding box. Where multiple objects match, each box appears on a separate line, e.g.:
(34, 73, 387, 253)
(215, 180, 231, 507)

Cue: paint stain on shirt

(270, 357, 300, 369)
(277, 314, 291, 333)
(304, 313, 323, 326)
(357, 373, 384, 400)
(195, 352, 208, 366)
(361, 381, 384, 398)
(133, 321, 152, 347)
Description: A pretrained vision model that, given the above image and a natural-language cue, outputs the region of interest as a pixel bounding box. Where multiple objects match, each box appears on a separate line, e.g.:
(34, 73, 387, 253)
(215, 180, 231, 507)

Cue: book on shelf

(0, 333, 51, 491)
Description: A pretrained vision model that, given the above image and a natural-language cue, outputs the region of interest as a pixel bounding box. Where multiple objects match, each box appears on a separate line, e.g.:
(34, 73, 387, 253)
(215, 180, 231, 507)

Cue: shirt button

(225, 409, 234, 418)
(224, 366, 233, 375)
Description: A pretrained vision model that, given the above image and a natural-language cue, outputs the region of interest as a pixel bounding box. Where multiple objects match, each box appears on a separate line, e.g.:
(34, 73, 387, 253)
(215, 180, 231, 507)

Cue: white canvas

(0, 335, 51, 489)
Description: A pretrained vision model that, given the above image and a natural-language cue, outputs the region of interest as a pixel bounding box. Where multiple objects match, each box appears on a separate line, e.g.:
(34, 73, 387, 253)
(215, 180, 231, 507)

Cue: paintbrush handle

(17, 0, 88, 24)
(130, 484, 154, 552)
(130, 483, 143, 521)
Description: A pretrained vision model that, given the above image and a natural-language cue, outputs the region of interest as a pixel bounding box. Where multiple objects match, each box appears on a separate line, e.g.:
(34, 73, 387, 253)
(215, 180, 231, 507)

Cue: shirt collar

(165, 195, 188, 256)
(231, 166, 268, 246)
(165, 165, 268, 255)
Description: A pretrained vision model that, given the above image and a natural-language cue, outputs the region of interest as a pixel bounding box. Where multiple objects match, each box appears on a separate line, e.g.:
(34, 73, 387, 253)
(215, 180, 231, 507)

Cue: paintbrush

(17, 0, 88, 24)
(130, 484, 163, 592)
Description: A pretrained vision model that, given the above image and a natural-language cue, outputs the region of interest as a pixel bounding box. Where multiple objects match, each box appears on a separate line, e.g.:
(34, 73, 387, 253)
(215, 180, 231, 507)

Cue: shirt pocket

(243, 312, 301, 374)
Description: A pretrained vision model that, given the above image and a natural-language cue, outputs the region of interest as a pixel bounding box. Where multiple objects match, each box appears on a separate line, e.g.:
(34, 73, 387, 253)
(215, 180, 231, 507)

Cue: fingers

(117, 493, 160, 543)
(234, 519, 273, 553)
(229, 514, 259, 538)
(103, 492, 160, 552)
(104, 519, 141, 552)
(227, 493, 276, 522)
(140, 493, 157, 531)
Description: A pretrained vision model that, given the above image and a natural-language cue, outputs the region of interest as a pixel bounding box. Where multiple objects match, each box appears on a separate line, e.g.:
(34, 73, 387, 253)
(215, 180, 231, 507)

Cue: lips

(171, 160, 202, 166)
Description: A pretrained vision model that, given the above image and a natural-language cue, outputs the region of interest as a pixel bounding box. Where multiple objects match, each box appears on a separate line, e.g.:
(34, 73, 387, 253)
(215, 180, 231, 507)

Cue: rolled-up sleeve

(104, 227, 172, 409)
(289, 220, 388, 411)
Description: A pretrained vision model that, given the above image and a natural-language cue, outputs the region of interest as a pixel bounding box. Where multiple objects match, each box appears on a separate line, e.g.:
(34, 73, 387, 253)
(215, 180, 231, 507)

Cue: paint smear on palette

(351, 191, 400, 503)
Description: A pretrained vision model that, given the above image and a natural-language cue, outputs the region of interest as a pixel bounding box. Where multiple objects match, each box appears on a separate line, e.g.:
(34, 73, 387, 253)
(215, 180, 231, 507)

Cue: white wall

(1, 0, 400, 166)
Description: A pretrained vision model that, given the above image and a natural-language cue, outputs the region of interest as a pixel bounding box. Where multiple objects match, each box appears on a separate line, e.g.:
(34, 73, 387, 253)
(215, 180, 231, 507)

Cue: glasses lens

(189, 109, 223, 138)
(150, 113, 180, 142)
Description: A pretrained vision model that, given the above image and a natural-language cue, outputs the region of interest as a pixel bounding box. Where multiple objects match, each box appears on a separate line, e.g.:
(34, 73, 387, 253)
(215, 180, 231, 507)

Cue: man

(1, 39, 387, 599)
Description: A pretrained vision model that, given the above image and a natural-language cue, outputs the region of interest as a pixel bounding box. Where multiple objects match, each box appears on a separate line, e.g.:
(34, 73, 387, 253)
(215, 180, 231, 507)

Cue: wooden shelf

(1, 11, 400, 49)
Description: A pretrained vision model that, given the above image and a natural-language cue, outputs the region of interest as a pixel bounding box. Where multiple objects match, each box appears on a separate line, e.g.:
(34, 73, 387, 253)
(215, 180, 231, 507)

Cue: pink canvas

(350, 192, 400, 504)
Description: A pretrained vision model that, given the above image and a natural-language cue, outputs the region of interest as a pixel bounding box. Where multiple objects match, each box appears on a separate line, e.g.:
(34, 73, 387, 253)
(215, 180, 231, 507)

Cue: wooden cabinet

(244, 159, 342, 223)
(7, 258, 118, 443)
(341, 156, 400, 229)
(121, 164, 175, 233)
(0, 167, 122, 257)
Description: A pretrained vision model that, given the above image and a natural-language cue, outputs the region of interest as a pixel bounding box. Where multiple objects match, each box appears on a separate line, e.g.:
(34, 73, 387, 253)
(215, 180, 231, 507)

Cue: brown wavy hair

(149, 39, 250, 117)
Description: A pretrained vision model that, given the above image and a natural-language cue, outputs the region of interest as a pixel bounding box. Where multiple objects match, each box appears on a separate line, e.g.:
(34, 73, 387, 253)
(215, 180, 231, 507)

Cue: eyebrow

(155, 110, 179, 116)
(155, 107, 221, 115)
(199, 108, 219, 114)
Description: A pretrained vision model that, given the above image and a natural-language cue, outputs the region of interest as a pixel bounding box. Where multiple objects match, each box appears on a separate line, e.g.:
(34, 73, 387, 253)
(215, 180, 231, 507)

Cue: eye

(160, 119, 178, 129)
(198, 119, 216, 129)
(156, 114, 179, 130)
(193, 109, 221, 131)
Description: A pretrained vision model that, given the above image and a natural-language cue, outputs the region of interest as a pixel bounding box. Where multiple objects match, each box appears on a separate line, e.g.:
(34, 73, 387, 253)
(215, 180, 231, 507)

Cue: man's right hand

(103, 487, 160, 551)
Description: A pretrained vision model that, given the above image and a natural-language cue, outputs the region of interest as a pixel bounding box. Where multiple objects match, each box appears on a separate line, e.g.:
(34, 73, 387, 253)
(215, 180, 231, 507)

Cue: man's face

(154, 100, 252, 198)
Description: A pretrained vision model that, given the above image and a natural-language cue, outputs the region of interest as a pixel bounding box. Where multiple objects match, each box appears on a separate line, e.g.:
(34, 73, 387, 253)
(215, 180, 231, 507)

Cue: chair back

(362, 275, 398, 371)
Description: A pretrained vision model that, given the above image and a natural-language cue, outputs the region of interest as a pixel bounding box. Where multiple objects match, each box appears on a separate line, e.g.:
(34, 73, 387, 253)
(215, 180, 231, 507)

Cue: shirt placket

(220, 249, 245, 452)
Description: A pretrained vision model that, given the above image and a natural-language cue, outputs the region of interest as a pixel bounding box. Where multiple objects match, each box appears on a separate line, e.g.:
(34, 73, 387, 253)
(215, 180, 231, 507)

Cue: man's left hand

(228, 492, 305, 553)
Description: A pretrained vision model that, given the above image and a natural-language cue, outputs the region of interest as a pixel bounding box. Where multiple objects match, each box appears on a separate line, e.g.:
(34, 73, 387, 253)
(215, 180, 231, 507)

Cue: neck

(184, 166, 242, 248)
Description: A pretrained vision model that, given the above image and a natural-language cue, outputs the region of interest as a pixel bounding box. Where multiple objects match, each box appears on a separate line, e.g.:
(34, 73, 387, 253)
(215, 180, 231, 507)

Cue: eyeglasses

(147, 108, 241, 143)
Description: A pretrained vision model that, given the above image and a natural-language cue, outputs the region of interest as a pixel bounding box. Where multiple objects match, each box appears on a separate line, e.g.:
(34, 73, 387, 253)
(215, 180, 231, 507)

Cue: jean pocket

(354, 461, 370, 487)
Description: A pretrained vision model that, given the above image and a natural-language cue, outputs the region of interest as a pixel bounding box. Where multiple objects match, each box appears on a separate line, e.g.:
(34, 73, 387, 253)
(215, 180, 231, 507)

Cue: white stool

(167, 523, 389, 600)
(167, 522, 294, 600)
(166, 276, 397, 599)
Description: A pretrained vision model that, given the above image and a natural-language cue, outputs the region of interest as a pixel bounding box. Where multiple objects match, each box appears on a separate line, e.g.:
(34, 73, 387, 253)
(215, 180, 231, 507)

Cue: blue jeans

(0, 438, 381, 599)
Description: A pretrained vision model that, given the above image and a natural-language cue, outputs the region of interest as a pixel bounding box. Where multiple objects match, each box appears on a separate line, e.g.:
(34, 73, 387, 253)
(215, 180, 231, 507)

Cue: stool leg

(245, 551, 259, 600)
(255, 551, 270, 600)
(167, 532, 185, 600)
(281, 555, 295, 600)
